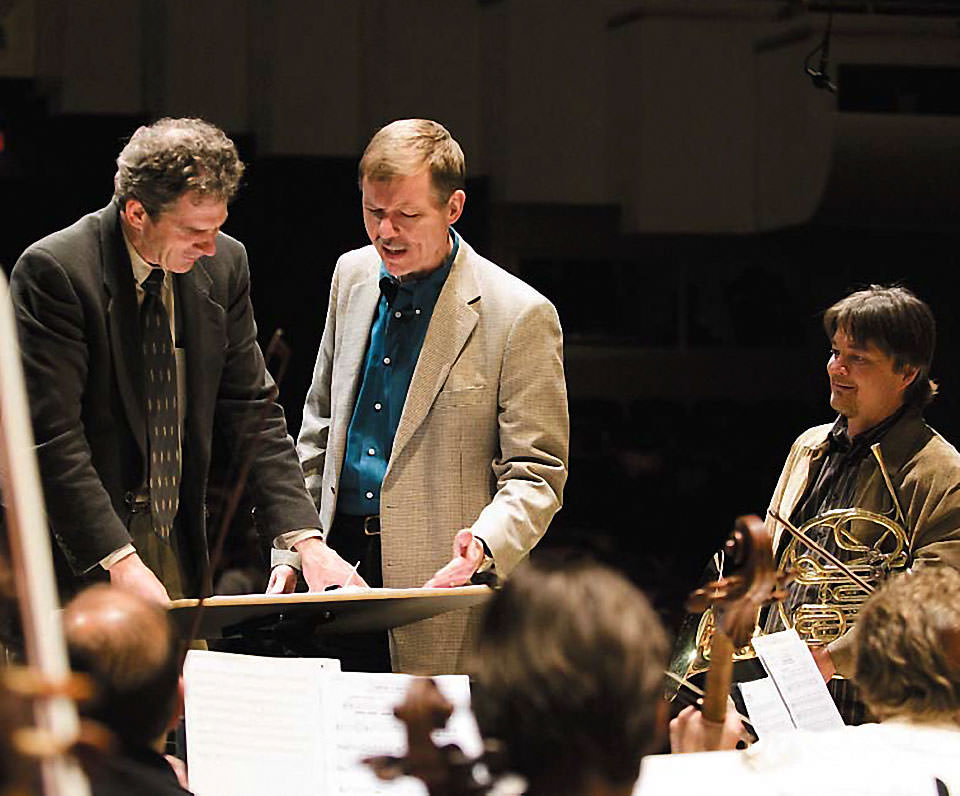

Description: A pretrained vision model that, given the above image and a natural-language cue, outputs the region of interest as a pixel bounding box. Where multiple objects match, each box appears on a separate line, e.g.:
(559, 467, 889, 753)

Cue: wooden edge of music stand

(166, 585, 494, 639)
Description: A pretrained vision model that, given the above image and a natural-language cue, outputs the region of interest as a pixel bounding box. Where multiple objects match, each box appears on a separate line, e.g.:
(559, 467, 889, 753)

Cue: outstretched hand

(423, 529, 484, 588)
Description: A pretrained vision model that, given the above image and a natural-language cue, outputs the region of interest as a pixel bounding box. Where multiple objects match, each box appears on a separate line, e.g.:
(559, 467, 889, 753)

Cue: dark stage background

(4, 2, 960, 635)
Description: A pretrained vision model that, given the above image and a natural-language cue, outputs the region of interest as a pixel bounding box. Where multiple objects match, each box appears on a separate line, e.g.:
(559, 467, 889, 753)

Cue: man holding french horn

(763, 285, 960, 722)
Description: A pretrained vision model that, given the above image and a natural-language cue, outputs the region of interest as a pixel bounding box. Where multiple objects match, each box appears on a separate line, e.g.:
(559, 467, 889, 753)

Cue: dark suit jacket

(81, 746, 192, 796)
(10, 202, 319, 597)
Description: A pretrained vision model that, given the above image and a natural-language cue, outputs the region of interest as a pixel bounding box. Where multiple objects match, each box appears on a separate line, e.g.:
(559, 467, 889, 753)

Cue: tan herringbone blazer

(298, 236, 569, 674)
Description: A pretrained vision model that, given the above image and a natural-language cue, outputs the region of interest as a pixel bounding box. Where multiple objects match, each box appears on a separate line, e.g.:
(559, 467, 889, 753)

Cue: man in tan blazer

(269, 119, 569, 674)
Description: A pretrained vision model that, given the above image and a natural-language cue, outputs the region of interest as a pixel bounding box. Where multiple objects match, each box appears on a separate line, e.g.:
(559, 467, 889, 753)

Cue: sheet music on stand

(736, 677, 794, 737)
(184, 650, 482, 796)
(750, 629, 844, 732)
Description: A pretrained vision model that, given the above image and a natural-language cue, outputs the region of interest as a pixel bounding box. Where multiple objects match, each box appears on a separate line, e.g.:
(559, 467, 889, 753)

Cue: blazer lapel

(100, 205, 147, 466)
(389, 243, 479, 466)
(333, 274, 382, 421)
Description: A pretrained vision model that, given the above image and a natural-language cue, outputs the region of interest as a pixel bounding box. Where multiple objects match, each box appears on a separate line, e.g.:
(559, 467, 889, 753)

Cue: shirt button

(367, 448, 376, 456)
(383, 356, 391, 366)
(374, 402, 382, 411)
(394, 311, 402, 319)
(365, 491, 374, 500)
(415, 308, 422, 315)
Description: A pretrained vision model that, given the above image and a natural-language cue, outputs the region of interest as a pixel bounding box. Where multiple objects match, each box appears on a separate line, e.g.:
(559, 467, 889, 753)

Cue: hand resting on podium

(424, 529, 486, 588)
(266, 537, 371, 593)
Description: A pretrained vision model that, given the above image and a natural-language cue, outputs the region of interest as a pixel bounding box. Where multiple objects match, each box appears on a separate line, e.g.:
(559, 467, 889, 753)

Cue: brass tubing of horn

(768, 510, 875, 595)
(869, 443, 907, 530)
(663, 671, 754, 730)
(702, 631, 734, 724)
(664, 670, 706, 699)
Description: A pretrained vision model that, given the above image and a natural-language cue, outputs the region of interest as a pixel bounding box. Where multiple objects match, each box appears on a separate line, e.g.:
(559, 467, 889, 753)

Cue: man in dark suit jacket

(10, 117, 331, 602)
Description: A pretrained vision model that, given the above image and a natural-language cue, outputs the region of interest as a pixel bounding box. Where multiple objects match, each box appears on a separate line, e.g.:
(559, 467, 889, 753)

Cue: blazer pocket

(433, 385, 487, 408)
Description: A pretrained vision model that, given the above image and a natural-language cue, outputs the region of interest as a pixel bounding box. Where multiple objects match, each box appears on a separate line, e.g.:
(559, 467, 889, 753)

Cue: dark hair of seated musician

(469, 559, 670, 796)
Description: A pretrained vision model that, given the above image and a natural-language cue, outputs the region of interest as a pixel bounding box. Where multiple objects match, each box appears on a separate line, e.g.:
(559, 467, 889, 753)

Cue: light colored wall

(15, 2, 960, 233)
(607, 10, 836, 234)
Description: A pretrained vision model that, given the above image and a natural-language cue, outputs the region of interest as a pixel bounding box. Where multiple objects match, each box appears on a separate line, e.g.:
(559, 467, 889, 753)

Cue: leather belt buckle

(363, 515, 381, 536)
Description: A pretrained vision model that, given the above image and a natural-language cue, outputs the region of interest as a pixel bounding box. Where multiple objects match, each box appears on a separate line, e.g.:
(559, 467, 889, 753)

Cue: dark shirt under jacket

(336, 231, 459, 516)
(788, 407, 905, 533)
(770, 407, 905, 631)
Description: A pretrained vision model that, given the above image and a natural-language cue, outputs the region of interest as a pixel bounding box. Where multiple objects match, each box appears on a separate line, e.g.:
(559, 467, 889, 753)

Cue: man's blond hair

(358, 119, 465, 205)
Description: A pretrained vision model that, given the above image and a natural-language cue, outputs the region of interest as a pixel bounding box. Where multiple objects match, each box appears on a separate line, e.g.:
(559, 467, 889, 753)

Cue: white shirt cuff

(271, 548, 302, 571)
(100, 544, 136, 570)
(274, 528, 323, 550)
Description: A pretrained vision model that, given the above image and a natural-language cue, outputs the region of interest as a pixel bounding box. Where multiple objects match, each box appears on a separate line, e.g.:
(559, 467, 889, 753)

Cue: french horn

(774, 507, 907, 645)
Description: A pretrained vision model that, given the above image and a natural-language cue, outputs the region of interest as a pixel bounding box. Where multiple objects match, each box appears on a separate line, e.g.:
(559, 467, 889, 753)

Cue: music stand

(168, 585, 493, 641)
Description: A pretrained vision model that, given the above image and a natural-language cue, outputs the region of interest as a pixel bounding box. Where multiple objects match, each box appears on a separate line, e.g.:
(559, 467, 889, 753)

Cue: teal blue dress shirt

(336, 230, 460, 515)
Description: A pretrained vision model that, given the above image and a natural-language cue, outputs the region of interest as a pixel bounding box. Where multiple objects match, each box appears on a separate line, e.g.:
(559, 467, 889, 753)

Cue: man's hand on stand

(424, 529, 485, 588)
(294, 537, 370, 592)
(266, 564, 298, 594)
(108, 552, 171, 605)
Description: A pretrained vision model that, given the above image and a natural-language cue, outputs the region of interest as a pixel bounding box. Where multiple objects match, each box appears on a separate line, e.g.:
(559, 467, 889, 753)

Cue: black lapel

(174, 260, 226, 451)
(99, 203, 147, 467)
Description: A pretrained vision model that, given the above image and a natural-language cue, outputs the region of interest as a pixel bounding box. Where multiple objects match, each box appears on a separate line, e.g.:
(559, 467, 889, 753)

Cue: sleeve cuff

(271, 548, 302, 572)
(273, 528, 323, 550)
(100, 544, 136, 570)
(471, 536, 498, 586)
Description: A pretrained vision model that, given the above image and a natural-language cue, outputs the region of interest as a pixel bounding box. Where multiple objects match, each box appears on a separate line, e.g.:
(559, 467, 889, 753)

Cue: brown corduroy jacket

(765, 407, 960, 675)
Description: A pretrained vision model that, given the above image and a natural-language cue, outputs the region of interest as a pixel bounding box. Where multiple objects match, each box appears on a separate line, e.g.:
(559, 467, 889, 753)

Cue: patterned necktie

(141, 268, 180, 539)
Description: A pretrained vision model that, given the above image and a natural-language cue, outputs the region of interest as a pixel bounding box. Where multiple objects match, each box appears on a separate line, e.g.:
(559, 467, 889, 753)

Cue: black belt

(335, 513, 381, 536)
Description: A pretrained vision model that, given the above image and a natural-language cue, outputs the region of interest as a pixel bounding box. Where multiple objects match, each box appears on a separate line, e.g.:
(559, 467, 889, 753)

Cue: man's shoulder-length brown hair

(824, 284, 937, 410)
